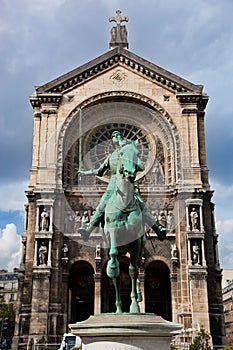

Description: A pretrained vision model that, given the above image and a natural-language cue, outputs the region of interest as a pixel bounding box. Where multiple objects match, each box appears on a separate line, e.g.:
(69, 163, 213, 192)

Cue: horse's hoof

(107, 261, 120, 278)
(115, 308, 123, 314)
(130, 303, 140, 314)
(107, 268, 120, 278)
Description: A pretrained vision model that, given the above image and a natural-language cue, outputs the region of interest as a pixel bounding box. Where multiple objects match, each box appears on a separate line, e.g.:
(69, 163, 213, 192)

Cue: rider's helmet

(111, 130, 122, 139)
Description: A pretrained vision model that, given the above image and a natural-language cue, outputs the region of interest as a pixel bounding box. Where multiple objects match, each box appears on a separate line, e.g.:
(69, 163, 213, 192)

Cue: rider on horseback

(77, 130, 166, 241)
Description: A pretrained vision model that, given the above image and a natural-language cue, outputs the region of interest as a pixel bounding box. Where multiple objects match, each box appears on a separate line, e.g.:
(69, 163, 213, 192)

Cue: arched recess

(145, 260, 172, 321)
(57, 92, 182, 189)
(69, 261, 94, 323)
(101, 256, 131, 313)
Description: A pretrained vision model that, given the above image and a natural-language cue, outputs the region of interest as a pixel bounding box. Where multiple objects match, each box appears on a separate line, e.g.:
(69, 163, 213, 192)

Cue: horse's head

(118, 142, 142, 182)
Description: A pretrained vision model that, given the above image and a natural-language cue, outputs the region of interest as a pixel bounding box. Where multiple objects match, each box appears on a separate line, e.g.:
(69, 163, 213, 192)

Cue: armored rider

(77, 130, 166, 241)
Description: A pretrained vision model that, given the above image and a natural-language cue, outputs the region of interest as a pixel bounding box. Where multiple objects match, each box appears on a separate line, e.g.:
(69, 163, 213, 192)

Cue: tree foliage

(190, 328, 211, 350)
(170, 344, 178, 349)
(0, 303, 15, 339)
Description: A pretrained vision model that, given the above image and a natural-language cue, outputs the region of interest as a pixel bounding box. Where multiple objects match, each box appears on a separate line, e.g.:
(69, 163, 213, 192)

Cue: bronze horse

(104, 141, 165, 313)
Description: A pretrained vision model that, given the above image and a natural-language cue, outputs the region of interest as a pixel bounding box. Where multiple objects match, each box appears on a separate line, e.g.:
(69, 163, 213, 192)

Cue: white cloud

(211, 179, 233, 221)
(0, 181, 28, 212)
(211, 179, 233, 268)
(0, 223, 21, 271)
(217, 219, 233, 236)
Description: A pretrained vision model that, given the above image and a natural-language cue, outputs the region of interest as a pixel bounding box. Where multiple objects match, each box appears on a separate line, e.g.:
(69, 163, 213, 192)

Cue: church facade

(13, 13, 225, 349)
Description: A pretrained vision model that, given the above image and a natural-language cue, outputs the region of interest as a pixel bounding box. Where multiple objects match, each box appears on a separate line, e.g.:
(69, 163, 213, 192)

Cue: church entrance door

(145, 261, 172, 321)
(101, 256, 131, 313)
(69, 261, 94, 322)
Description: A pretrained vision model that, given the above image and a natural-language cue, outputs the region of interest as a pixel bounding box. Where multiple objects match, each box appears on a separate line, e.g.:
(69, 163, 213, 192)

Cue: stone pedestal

(70, 313, 182, 350)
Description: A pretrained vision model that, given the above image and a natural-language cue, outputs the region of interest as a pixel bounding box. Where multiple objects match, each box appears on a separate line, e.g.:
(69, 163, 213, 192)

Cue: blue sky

(0, 0, 233, 270)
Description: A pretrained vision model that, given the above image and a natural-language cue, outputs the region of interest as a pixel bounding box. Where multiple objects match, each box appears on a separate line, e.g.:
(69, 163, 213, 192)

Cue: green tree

(0, 303, 15, 339)
(170, 344, 178, 349)
(190, 328, 211, 350)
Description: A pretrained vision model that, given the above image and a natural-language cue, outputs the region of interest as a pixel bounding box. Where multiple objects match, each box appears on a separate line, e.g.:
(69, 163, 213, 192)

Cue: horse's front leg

(106, 226, 122, 313)
(129, 263, 140, 313)
(113, 276, 122, 313)
(106, 227, 120, 279)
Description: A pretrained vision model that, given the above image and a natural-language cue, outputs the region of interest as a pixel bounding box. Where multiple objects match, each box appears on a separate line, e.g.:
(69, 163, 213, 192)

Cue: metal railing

(32, 344, 82, 350)
(173, 342, 190, 350)
(33, 344, 60, 350)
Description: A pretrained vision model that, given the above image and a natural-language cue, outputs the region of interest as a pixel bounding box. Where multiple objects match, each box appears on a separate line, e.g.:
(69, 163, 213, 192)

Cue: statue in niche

(158, 211, 166, 228)
(65, 211, 74, 233)
(167, 211, 175, 233)
(95, 243, 101, 258)
(192, 241, 200, 265)
(190, 207, 199, 231)
(152, 162, 161, 184)
(62, 243, 69, 258)
(38, 241, 47, 266)
(41, 208, 49, 231)
(171, 242, 179, 263)
(74, 211, 82, 232)
(61, 243, 69, 266)
(81, 211, 90, 226)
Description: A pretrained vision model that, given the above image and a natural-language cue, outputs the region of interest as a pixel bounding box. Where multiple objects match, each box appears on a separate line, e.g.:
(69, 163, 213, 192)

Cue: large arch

(57, 91, 182, 188)
(69, 261, 94, 323)
(101, 256, 131, 313)
(144, 260, 172, 321)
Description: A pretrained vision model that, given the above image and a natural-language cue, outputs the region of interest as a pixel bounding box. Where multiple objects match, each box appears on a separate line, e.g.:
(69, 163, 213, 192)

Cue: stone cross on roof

(109, 10, 128, 26)
(109, 10, 129, 50)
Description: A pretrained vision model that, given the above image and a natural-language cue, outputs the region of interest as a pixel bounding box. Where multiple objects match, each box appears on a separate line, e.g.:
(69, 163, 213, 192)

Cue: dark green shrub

(190, 328, 211, 350)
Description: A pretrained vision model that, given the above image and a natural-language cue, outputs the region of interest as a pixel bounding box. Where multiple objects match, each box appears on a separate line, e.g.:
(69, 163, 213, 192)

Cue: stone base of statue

(70, 313, 182, 350)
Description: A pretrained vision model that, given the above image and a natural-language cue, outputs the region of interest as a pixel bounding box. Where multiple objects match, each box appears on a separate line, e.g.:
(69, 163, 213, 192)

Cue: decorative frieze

(189, 268, 207, 280)
(176, 93, 208, 108)
(30, 93, 62, 109)
(32, 268, 51, 279)
(34, 48, 204, 96)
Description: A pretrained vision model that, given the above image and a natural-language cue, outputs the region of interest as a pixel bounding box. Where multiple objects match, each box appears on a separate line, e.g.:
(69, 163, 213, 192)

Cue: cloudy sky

(0, 0, 233, 271)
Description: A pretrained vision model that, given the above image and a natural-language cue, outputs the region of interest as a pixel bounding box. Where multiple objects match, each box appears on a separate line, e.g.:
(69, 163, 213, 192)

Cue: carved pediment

(34, 47, 204, 96)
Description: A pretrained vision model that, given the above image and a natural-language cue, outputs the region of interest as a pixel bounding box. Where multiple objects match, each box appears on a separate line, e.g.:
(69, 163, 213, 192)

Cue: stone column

(33, 240, 38, 266)
(187, 239, 192, 266)
(19, 236, 26, 270)
(189, 112, 200, 168)
(49, 205, 53, 232)
(170, 274, 178, 323)
(29, 269, 51, 341)
(36, 205, 40, 232)
(189, 272, 210, 335)
(29, 109, 41, 190)
(94, 273, 101, 314)
(201, 239, 206, 267)
(199, 203, 204, 232)
(47, 239, 52, 267)
(186, 205, 190, 231)
(39, 110, 48, 166)
(23, 204, 29, 232)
